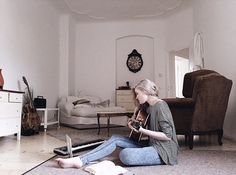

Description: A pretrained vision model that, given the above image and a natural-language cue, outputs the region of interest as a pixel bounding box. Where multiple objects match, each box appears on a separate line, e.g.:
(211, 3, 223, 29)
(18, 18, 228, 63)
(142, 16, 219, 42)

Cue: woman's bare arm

(139, 127, 171, 141)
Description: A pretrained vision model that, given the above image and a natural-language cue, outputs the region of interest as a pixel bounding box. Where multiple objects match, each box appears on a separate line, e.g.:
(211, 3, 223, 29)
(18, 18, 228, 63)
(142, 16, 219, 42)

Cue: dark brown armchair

(163, 69, 232, 149)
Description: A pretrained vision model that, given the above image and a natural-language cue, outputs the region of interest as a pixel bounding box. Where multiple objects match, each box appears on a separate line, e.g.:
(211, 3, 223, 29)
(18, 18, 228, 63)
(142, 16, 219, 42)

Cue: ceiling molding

(64, 0, 184, 21)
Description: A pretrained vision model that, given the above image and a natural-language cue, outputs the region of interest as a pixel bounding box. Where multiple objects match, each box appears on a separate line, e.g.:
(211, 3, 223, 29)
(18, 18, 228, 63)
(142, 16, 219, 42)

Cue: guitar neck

(26, 86, 35, 110)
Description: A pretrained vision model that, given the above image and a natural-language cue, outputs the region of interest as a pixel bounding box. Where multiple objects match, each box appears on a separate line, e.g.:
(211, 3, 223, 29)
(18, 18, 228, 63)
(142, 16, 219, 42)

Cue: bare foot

(55, 157, 83, 169)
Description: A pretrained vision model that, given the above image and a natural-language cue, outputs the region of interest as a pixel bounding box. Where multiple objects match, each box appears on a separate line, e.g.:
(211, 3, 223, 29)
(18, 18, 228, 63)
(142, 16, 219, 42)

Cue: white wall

(0, 0, 61, 107)
(75, 20, 166, 102)
(165, 2, 193, 51)
(75, 4, 193, 102)
(68, 16, 76, 95)
(165, 2, 193, 97)
(58, 14, 77, 98)
(193, 0, 236, 140)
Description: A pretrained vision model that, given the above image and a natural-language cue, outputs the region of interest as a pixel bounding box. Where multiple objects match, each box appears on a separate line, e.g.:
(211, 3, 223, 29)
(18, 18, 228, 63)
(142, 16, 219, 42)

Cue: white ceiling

(63, 0, 185, 21)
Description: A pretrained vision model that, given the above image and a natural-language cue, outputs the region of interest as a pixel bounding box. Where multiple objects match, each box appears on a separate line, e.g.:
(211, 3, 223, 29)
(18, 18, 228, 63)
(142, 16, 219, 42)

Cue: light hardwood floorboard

(0, 129, 64, 175)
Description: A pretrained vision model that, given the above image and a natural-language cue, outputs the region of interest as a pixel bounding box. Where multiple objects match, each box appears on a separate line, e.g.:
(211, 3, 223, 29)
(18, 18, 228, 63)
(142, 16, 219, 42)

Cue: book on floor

(84, 160, 128, 175)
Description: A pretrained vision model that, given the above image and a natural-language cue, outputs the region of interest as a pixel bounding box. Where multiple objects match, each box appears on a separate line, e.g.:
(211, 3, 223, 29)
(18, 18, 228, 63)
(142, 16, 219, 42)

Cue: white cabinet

(116, 89, 135, 111)
(0, 90, 23, 140)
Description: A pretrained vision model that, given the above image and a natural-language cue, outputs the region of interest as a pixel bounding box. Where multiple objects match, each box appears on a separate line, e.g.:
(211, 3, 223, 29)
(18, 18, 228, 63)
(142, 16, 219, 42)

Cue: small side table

(36, 108, 60, 132)
(97, 111, 133, 136)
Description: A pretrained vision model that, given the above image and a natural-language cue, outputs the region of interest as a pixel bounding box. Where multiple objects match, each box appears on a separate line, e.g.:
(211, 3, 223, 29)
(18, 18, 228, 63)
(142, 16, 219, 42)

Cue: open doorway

(168, 48, 190, 97)
(175, 56, 190, 97)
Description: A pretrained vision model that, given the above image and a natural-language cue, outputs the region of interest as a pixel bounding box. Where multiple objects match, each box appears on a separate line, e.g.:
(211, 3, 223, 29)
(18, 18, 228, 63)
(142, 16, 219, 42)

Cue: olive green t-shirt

(147, 100, 179, 165)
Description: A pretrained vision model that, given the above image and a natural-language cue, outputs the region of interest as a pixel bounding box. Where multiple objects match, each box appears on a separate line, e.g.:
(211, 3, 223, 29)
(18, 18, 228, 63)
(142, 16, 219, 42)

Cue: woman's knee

(119, 147, 161, 166)
(119, 149, 133, 165)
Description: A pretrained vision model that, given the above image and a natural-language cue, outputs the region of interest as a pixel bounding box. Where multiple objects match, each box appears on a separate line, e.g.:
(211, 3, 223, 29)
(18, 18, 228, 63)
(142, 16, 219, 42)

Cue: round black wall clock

(126, 49, 143, 73)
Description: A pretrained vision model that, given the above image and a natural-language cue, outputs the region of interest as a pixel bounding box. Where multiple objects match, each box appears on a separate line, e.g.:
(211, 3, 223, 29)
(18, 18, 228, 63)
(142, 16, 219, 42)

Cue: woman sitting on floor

(56, 79, 179, 168)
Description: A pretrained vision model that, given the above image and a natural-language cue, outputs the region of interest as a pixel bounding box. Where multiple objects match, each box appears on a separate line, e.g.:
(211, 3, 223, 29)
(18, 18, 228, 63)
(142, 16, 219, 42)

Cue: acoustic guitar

(21, 76, 41, 136)
(129, 109, 149, 142)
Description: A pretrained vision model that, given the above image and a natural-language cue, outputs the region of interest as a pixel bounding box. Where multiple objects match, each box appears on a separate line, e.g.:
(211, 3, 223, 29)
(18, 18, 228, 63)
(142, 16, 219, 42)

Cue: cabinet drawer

(116, 90, 133, 95)
(0, 103, 22, 117)
(116, 95, 134, 102)
(0, 118, 20, 137)
(0, 91, 8, 102)
(125, 103, 135, 111)
(9, 93, 23, 103)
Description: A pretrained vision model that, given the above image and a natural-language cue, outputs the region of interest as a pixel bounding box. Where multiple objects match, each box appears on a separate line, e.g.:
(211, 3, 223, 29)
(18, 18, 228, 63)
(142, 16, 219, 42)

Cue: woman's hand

(127, 118, 134, 130)
(127, 118, 141, 132)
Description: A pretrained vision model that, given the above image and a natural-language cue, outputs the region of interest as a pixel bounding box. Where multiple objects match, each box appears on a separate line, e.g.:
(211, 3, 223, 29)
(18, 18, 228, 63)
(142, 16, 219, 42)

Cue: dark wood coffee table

(97, 111, 133, 136)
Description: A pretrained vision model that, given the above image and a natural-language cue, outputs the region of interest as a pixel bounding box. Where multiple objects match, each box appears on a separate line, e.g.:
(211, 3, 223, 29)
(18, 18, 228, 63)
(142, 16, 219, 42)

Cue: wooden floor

(0, 126, 236, 175)
(0, 128, 65, 175)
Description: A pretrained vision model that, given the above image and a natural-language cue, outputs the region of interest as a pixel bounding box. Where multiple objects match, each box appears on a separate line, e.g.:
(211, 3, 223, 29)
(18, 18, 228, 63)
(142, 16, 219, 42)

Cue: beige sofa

(57, 95, 128, 126)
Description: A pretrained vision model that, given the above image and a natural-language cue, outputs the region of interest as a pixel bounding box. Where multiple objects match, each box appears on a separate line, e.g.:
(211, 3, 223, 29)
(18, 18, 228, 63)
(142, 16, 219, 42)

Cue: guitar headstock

(22, 76, 29, 87)
(22, 76, 34, 109)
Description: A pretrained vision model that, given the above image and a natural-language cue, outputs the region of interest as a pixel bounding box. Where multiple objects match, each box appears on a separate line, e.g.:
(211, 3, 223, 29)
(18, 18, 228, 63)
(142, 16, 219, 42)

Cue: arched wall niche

(116, 35, 155, 89)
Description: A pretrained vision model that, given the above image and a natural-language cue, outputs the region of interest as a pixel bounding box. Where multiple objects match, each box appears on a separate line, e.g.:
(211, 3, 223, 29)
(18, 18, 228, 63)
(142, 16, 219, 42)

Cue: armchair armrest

(163, 98, 195, 108)
(163, 98, 195, 132)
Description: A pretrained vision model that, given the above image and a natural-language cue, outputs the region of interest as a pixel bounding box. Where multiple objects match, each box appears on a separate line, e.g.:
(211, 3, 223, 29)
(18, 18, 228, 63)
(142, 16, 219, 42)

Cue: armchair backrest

(189, 71, 232, 131)
(182, 69, 216, 98)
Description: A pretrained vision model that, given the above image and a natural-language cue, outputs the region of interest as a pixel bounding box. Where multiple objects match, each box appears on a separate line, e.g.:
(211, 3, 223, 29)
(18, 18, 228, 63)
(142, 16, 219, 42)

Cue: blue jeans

(80, 135, 163, 166)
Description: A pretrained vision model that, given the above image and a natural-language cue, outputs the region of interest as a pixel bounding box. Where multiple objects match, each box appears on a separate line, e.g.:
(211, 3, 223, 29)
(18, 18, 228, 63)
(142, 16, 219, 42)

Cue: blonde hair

(134, 79, 159, 96)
